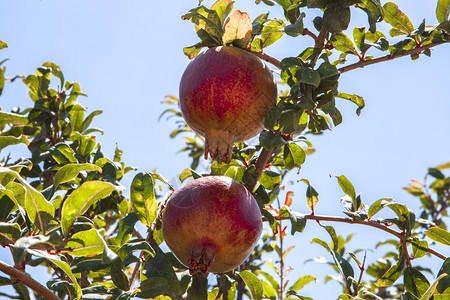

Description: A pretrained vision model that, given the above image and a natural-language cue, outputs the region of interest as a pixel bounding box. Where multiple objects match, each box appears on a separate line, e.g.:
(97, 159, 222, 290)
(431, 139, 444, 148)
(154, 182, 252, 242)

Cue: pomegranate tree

(179, 46, 277, 162)
(162, 176, 262, 277)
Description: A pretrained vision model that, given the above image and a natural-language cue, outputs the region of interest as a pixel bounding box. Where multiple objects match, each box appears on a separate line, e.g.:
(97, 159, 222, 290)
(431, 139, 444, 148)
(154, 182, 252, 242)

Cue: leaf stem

(338, 42, 447, 73)
(0, 259, 61, 300)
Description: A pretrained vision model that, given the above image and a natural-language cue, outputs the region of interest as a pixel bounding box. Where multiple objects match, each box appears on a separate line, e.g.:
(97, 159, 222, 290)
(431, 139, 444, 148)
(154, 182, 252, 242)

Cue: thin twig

(338, 42, 447, 73)
(0, 259, 61, 300)
(302, 28, 318, 41)
(129, 191, 173, 290)
(269, 214, 447, 260)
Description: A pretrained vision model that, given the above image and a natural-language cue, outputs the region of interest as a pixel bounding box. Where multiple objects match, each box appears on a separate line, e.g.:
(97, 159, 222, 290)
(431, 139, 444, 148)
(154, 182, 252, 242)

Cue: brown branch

(338, 42, 447, 74)
(0, 259, 61, 300)
(270, 214, 447, 260)
(250, 51, 281, 69)
(244, 148, 274, 192)
(315, 26, 328, 50)
(129, 191, 173, 290)
(302, 28, 318, 41)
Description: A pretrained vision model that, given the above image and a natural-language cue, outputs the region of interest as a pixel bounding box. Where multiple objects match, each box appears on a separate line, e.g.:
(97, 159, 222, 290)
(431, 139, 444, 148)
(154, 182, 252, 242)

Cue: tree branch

(250, 51, 281, 69)
(271, 214, 447, 260)
(338, 42, 447, 74)
(0, 259, 61, 300)
(244, 148, 274, 192)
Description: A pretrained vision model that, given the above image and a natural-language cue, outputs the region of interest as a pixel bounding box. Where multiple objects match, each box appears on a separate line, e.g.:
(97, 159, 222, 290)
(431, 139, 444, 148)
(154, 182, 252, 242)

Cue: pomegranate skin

(179, 46, 277, 162)
(162, 176, 262, 277)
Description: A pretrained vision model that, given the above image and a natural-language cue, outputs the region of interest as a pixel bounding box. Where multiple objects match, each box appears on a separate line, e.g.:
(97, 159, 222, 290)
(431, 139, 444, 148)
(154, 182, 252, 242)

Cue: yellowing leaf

(223, 10, 252, 47)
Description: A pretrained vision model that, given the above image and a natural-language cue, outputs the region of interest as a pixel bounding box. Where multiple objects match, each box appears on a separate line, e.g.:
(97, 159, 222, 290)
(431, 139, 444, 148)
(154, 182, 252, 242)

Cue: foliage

(0, 0, 449, 299)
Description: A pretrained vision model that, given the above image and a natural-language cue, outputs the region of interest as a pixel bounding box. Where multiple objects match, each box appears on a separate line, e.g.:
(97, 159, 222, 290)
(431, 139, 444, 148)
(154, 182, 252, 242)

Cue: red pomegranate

(162, 176, 262, 277)
(179, 46, 277, 162)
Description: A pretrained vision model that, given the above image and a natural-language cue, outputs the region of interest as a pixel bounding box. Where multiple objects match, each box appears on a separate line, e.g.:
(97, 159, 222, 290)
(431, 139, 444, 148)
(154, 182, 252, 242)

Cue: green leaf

(183, 43, 206, 59)
(117, 240, 154, 263)
(300, 179, 319, 211)
(115, 213, 139, 246)
(80, 110, 102, 134)
(335, 175, 356, 201)
(323, 7, 350, 34)
(283, 143, 305, 170)
(383, 2, 414, 35)
(288, 275, 316, 292)
(404, 267, 430, 298)
(66, 228, 105, 257)
(61, 181, 117, 235)
(337, 92, 365, 115)
(311, 238, 354, 290)
(49, 143, 78, 164)
(142, 253, 183, 298)
(420, 273, 449, 300)
(437, 258, 450, 293)
(437, 0, 450, 22)
(0, 40, 7, 50)
(425, 226, 450, 246)
(376, 257, 405, 287)
(0, 222, 21, 244)
(28, 249, 82, 299)
(223, 10, 252, 47)
(0, 168, 54, 234)
(252, 20, 285, 51)
(53, 163, 102, 189)
(410, 238, 428, 259)
(284, 13, 305, 37)
(0, 111, 28, 126)
(279, 206, 307, 235)
(42, 62, 64, 88)
(182, 6, 223, 45)
(256, 270, 279, 293)
(259, 171, 280, 190)
(368, 198, 393, 219)
(331, 33, 359, 56)
(179, 168, 202, 182)
(239, 270, 263, 300)
(294, 67, 321, 88)
(0, 135, 29, 151)
(13, 235, 50, 267)
(211, 0, 234, 23)
(259, 131, 287, 149)
(130, 172, 157, 227)
(137, 277, 170, 298)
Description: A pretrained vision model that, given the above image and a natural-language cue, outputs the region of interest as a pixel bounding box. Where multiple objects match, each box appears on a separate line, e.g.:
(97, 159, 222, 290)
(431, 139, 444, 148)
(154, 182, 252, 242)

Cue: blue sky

(1, 0, 449, 298)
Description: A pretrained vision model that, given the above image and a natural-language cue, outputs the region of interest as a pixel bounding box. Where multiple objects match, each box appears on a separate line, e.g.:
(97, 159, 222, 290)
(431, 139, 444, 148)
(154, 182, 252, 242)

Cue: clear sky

(1, 0, 449, 299)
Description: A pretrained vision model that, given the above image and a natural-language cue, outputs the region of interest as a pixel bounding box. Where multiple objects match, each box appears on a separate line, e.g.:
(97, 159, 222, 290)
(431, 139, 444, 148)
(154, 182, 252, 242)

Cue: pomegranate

(162, 176, 262, 277)
(179, 46, 277, 162)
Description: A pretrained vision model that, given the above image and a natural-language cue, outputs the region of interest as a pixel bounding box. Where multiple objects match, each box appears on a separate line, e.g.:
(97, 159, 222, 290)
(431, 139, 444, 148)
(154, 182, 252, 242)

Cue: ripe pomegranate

(179, 46, 277, 162)
(162, 176, 262, 277)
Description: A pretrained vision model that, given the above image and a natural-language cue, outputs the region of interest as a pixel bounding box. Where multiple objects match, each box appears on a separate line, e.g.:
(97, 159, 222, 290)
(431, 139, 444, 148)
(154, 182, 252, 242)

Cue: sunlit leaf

(61, 181, 117, 235)
(239, 270, 263, 300)
(0, 135, 29, 151)
(53, 163, 102, 189)
(28, 249, 82, 299)
(66, 228, 105, 257)
(130, 172, 157, 227)
(383, 2, 414, 35)
(425, 226, 450, 246)
(223, 10, 252, 48)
